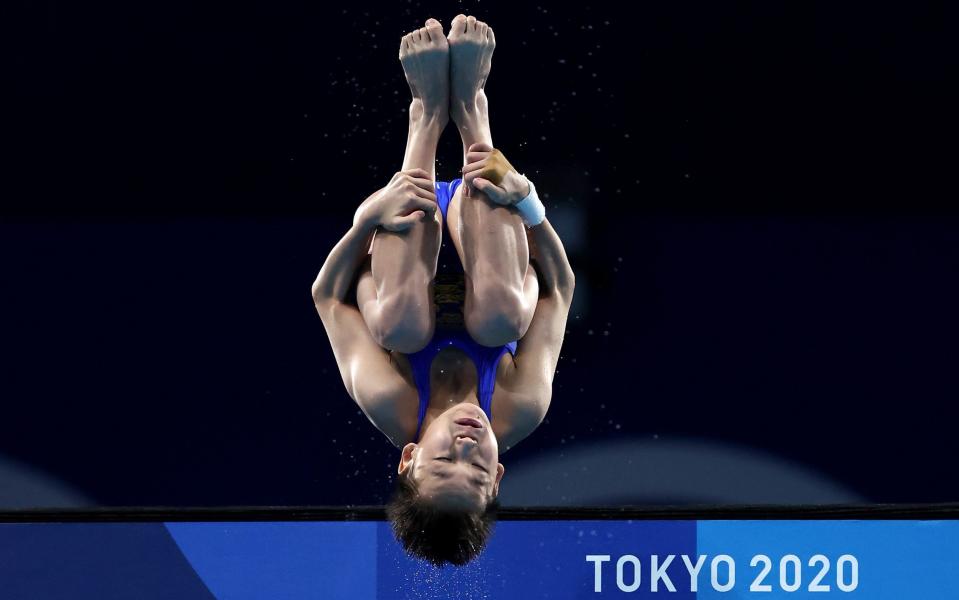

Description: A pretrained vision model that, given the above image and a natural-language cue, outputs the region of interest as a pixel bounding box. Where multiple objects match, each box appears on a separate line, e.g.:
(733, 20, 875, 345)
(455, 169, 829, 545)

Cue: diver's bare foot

(399, 18, 449, 126)
(447, 14, 495, 125)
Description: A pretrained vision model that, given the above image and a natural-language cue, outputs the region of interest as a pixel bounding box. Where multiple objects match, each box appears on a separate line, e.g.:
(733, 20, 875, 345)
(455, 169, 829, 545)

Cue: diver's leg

(447, 14, 493, 167)
(355, 18, 449, 354)
(445, 15, 538, 347)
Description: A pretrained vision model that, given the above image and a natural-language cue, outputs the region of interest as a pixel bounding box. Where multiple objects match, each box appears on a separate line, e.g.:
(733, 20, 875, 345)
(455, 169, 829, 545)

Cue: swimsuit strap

(478, 340, 519, 418)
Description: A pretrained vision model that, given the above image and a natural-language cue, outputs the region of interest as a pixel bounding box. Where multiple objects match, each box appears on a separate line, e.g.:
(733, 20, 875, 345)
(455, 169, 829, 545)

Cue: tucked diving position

(311, 14, 575, 566)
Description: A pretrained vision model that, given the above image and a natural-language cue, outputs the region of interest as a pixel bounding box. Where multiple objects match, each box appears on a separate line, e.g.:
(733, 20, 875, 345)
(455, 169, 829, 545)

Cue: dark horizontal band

(2, 503, 958, 522)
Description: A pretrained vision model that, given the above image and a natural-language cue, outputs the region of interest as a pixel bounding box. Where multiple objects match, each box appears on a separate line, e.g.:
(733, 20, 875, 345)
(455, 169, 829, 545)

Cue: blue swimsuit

(407, 178, 518, 442)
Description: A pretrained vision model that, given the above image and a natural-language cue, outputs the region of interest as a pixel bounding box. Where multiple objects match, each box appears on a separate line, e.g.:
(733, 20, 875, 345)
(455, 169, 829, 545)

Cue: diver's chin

(449, 403, 488, 423)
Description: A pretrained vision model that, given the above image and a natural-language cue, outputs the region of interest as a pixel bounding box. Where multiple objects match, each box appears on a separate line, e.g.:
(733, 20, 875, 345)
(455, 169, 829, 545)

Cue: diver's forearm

(526, 218, 575, 298)
(311, 219, 378, 306)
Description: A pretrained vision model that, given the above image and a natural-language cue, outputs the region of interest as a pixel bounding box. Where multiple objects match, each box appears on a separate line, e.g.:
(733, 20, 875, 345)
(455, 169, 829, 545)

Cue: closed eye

(435, 457, 487, 473)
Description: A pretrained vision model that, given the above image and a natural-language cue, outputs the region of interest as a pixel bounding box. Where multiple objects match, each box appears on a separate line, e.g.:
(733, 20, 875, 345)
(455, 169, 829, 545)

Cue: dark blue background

(3, 1, 956, 506)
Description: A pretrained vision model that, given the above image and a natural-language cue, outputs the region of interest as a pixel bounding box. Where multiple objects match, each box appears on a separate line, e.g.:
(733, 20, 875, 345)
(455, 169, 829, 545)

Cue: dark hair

(386, 470, 500, 567)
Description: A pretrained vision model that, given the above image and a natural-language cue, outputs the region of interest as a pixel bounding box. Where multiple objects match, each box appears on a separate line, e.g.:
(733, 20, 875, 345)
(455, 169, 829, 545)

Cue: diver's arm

(509, 218, 575, 381)
(311, 219, 377, 307)
(310, 169, 436, 446)
(495, 217, 575, 433)
(495, 262, 574, 441)
(311, 168, 436, 306)
(310, 217, 399, 401)
(460, 148, 574, 295)
(461, 148, 575, 402)
(311, 220, 420, 447)
(525, 217, 575, 299)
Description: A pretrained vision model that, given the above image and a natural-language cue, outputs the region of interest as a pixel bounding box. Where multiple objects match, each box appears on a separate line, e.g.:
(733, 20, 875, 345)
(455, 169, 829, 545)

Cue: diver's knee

(369, 293, 434, 353)
(465, 284, 527, 347)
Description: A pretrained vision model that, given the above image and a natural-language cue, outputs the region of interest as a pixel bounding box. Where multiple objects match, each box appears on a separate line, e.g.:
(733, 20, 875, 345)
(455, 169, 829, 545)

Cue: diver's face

(401, 404, 505, 512)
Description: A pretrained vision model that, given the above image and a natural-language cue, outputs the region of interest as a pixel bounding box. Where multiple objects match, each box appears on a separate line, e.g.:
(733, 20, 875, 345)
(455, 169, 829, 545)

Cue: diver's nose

(455, 435, 478, 449)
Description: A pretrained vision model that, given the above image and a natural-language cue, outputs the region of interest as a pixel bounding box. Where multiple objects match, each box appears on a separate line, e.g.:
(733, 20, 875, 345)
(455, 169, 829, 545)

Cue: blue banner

(1, 520, 956, 598)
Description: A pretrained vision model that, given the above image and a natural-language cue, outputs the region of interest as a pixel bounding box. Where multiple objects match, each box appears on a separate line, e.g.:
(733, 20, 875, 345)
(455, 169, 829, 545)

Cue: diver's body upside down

(312, 14, 574, 490)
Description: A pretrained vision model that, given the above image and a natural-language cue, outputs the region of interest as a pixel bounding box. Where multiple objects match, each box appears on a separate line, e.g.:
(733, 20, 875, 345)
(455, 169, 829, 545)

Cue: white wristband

(514, 176, 545, 227)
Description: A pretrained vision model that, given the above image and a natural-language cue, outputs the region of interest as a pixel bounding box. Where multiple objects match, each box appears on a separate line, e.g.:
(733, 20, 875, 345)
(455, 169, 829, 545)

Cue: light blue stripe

(697, 520, 959, 599)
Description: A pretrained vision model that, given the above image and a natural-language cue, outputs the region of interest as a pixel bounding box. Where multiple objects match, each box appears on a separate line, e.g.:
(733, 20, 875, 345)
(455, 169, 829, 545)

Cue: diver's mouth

(454, 417, 483, 429)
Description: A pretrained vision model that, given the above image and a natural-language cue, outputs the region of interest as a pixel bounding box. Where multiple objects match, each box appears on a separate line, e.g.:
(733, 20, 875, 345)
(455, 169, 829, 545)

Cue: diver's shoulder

(491, 386, 550, 453)
(353, 351, 420, 449)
